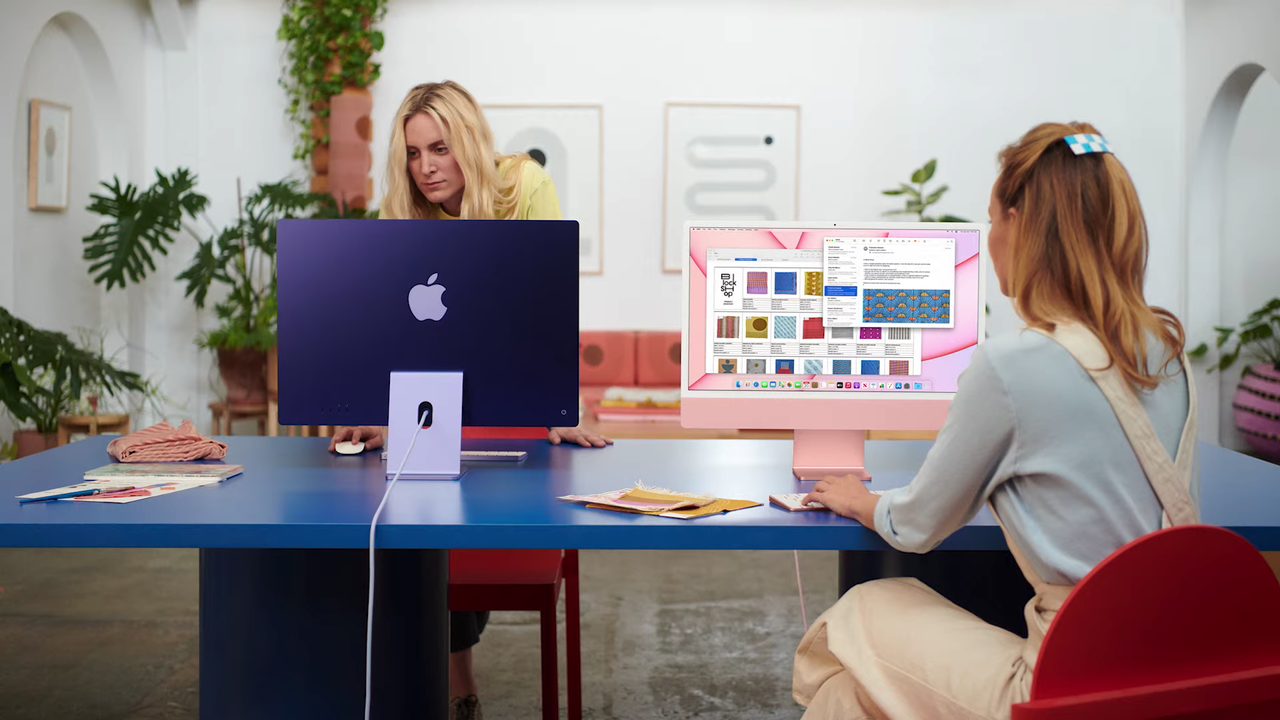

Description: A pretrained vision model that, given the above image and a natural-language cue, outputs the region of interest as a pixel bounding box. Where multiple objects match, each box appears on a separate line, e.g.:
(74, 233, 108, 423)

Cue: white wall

(186, 0, 1185, 337)
(0, 1, 150, 439)
(1218, 71, 1280, 449)
(12, 20, 102, 334)
(1184, 0, 1280, 444)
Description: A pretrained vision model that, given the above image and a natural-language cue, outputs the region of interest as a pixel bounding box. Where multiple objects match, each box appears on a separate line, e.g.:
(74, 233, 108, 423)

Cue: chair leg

(565, 550, 582, 720)
(540, 592, 559, 720)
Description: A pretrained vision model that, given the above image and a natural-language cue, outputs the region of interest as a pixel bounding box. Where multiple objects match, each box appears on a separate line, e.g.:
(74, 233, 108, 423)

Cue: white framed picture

(663, 102, 800, 273)
(28, 99, 72, 212)
(485, 104, 604, 275)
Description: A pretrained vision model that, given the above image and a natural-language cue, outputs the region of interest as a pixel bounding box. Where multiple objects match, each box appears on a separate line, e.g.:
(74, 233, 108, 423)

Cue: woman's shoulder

(498, 154, 552, 187)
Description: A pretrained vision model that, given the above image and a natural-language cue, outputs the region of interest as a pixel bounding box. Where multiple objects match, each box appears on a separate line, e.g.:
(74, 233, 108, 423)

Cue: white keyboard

(461, 450, 527, 462)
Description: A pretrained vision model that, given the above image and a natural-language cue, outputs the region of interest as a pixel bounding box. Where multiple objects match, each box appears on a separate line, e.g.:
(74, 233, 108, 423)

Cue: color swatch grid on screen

(747, 272, 768, 294)
(863, 289, 951, 324)
(774, 272, 797, 295)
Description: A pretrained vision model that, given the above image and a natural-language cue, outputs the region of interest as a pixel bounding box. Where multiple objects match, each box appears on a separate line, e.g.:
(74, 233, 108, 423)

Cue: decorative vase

(1233, 362, 1280, 463)
(13, 429, 57, 458)
(217, 347, 269, 404)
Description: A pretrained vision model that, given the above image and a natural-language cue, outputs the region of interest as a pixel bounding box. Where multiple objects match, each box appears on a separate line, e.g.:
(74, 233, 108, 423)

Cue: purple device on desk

(276, 218, 580, 427)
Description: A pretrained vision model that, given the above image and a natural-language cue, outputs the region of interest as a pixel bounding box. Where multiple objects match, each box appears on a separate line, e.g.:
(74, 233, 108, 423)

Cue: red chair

(454, 427, 581, 720)
(1012, 525, 1280, 719)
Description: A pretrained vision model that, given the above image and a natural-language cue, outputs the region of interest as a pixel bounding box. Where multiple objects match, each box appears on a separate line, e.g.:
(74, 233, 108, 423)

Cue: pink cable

(794, 549, 808, 631)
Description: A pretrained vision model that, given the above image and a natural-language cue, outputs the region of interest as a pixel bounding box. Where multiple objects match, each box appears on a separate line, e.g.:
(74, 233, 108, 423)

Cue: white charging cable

(365, 411, 430, 720)
(794, 549, 809, 631)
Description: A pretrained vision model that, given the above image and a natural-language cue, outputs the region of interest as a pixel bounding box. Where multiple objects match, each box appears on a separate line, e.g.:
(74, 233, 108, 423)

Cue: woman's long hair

(994, 122, 1184, 391)
(381, 81, 528, 220)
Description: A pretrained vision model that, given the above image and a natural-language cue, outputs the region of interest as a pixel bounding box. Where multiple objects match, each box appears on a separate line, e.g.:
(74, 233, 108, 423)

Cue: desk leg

(200, 548, 449, 719)
(837, 550, 1032, 636)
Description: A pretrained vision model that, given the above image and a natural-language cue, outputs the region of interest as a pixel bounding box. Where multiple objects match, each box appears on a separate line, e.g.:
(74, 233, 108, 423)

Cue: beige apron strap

(1029, 324, 1198, 527)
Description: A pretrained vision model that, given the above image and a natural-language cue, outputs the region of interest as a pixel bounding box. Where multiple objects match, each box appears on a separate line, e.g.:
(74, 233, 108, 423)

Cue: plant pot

(13, 429, 57, 458)
(217, 347, 269, 404)
(1233, 362, 1280, 463)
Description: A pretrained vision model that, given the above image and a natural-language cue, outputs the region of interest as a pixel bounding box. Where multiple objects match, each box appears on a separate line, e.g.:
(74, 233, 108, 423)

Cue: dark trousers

(450, 610, 489, 653)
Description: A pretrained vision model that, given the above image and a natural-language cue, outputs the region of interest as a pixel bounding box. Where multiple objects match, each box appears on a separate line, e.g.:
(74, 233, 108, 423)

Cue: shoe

(450, 694, 483, 720)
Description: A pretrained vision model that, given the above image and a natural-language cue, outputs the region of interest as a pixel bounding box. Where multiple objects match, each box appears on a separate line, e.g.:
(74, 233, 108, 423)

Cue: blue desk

(1, 437, 1277, 718)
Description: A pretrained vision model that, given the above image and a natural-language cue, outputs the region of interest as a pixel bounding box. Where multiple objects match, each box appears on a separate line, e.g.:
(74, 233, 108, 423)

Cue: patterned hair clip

(1063, 133, 1112, 156)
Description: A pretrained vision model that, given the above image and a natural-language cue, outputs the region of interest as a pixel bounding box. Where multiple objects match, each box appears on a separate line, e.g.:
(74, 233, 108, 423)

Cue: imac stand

(792, 429, 872, 483)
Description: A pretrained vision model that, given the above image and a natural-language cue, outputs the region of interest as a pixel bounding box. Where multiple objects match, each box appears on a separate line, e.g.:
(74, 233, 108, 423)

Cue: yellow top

(437, 156, 562, 220)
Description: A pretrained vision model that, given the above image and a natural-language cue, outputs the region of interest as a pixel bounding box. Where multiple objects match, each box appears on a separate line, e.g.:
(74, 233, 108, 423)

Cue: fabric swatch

(719, 359, 738, 373)
(802, 317, 825, 339)
(747, 272, 768, 294)
(716, 316, 739, 339)
(830, 326, 856, 339)
(804, 359, 824, 374)
(833, 360, 852, 375)
(774, 271, 797, 295)
(746, 358, 767, 374)
(861, 360, 881, 375)
(774, 316, 797, 339)
(889, 360, 910, 376)
(859, 327, 882, 340)
(746, 316, 769, 338)
(805, 271, 823, 296)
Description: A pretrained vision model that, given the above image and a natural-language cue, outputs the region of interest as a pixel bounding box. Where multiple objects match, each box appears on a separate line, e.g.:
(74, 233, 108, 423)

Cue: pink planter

(1234, 362, 1280, 463)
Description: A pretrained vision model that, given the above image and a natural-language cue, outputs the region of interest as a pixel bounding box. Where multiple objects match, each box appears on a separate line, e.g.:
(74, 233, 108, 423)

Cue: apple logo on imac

(408, 273, 448, 321)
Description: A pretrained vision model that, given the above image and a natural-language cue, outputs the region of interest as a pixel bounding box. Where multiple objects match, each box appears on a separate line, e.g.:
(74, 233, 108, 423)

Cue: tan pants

(793, 578, 1033, 720)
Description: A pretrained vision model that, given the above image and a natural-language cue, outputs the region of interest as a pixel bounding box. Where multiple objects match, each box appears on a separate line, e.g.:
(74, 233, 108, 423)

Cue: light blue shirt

(873, 330, 1194, 585)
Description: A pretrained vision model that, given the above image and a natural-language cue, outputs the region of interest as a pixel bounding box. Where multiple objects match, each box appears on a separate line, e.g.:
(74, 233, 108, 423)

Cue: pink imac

(681, 221, 987, 481)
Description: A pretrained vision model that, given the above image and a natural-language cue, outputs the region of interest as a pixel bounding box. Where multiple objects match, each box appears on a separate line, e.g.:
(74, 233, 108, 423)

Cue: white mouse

(334, 440, 366, 455)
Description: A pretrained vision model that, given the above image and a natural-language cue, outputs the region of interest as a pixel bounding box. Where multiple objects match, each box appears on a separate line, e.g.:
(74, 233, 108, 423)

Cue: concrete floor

(0, 548, 839, 719)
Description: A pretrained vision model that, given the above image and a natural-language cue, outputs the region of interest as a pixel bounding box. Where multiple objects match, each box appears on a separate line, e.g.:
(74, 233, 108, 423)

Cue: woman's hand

(802, 475, 879, 527)
(328, 426, 386, 452)
(548, 426, 613, 448)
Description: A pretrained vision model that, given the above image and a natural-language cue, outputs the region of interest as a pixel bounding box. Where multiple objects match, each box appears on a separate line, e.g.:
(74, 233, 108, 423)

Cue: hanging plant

(278, 0, 388, 162)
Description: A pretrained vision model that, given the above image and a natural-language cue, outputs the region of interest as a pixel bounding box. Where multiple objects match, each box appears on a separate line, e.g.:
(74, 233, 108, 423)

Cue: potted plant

(1189, 298, 1280, 462)
(82, 169, 340, 404)
(0, 307, 144, 458)
(881, 159, 970, 223)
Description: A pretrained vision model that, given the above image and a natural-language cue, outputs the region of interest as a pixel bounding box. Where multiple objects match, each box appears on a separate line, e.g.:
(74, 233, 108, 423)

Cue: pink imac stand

(792, 429, 872, 482)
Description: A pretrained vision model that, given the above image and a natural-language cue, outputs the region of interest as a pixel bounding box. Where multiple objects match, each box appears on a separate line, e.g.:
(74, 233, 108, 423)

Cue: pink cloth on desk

(107, 420, 228, 462)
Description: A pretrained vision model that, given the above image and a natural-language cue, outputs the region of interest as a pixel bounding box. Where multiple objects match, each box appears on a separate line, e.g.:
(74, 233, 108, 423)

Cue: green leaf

(1187, 342, 1209, 359)
(882, 189, 907, 196)
(924, 184, 950, 206)
(898, 183, 921, 200)
(920, 159, 937, 183)
(81, 169, 208, 291)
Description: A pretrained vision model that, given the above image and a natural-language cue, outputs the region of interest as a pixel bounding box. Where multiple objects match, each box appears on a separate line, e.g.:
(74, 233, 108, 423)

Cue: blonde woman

(793, 123, 1197, 719)
(330, 80, 610, 720)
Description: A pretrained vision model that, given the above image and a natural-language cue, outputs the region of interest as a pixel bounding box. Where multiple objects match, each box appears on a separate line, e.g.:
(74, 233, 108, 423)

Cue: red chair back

(1014, 525, 1280, 719)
